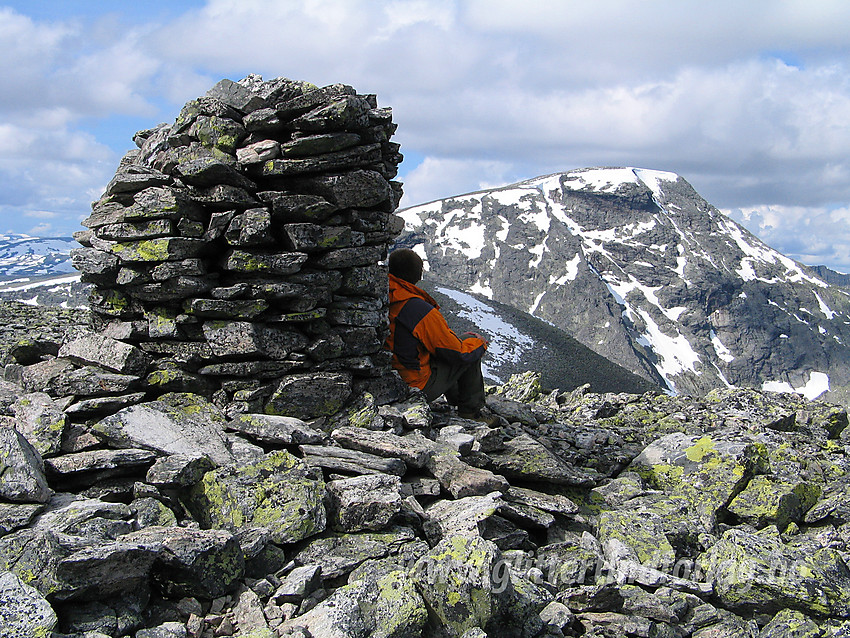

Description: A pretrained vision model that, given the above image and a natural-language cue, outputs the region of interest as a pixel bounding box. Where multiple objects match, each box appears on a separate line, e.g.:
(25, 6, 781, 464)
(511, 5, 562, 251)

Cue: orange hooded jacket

(386, 273, 487, 389)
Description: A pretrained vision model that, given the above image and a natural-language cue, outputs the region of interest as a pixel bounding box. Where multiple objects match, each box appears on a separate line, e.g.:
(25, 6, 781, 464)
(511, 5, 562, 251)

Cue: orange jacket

(386, 274, 487, 389)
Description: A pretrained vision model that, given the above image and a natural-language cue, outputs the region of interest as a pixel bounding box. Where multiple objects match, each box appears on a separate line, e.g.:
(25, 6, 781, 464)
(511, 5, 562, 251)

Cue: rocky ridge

(3, 337, 850, 637)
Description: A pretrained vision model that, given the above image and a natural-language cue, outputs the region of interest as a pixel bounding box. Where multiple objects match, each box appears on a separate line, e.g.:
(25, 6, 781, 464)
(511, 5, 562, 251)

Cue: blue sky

(2, 1, 850, 271)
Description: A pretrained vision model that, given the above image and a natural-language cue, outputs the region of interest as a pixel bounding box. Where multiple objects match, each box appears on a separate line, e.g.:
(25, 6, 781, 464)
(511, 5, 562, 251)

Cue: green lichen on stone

(366, 570, 428, 638)
(112, 238, 172, 262)
(146, 368, 180, 386)
(685, 436, 715, 462)
(596, 508, 677, 567)
(185, 450, 325, 544)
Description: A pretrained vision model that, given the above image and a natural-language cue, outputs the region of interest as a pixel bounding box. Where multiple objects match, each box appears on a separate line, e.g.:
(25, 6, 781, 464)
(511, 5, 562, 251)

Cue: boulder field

(3, 344, 850, 637)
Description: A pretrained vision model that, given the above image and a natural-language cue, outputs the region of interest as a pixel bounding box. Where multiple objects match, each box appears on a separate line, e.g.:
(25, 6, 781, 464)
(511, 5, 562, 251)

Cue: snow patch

(437, 286, 534, 384)
(763, 371, 830, 400)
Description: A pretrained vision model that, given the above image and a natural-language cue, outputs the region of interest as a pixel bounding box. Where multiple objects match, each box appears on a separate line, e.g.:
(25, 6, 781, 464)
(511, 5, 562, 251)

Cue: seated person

(385, 248, 494, 423)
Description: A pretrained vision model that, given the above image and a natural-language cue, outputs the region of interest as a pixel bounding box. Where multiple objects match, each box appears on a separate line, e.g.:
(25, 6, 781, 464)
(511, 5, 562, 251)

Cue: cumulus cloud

(399, 156, 519, 207)
(1, 0, 850, 269)
(727, 204, 850, 273)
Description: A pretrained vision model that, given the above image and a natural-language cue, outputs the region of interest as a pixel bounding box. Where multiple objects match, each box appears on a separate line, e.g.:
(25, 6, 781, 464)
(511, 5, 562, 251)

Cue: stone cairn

(71, 75, 406, 419)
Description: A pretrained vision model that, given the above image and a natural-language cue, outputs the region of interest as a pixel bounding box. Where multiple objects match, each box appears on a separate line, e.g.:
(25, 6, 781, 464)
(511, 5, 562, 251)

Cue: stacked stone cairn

(71, 74, 405, 419)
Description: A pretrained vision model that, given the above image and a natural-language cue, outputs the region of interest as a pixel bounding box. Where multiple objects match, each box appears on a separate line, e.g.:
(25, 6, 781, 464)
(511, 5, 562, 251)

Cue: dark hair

(389, 248, 423, 284)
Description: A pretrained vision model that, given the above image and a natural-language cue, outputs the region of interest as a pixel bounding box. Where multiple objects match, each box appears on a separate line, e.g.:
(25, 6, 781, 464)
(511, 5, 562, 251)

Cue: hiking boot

(457, 410, 500, 427)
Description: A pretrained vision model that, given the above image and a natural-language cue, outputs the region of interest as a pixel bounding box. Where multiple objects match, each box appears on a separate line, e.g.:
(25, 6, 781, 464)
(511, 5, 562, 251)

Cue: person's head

(389, 248, 424, 284)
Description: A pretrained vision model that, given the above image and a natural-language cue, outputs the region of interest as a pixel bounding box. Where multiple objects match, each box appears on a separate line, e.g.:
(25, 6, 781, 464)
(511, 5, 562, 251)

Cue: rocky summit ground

(2, 303, 850, 637)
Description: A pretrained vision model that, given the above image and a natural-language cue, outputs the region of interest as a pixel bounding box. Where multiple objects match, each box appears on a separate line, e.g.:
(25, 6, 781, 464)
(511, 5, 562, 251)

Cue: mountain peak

(398, 166, 850, 402)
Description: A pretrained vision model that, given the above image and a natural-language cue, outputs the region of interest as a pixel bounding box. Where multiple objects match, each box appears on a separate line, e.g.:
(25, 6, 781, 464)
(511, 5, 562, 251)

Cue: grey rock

(0, 570, 58, 637)
(186, 450, 326, 544)
(207, 78, 267, 113)
(225, 207, 274, 246)
(202, 321, 308, 359)
(92, 392, 234, 465)
(698, 527, 850, 616)
(479, 433, 597, 487)
(0, 502, 45, 535)
(326, 473, 402, 532)
(38, 364, 140, 398)
(227, 413, 324, 445)
(122, 526, 243, 599)
(280, 568, 427, 638)
(59, 327, 151, 376)
(31, 494, 134, 540)
(0, 427, 51, 503)
(427, 450, 510, 499)
(504, 486, 579, 516)
(71, 246, 120, 277)
(222, 248, 308, 275)
(273, 564, 323, 604)
(283, 222, 352, 252)
(412, 534, 545, 638)
(331, 426, 433, 468)
(292, 169, 392, 209)
(294, 527, 416, 580)
(53, 537, 158, 601)
(105, 165, 170, 196)
(136, 622, 188, 638)
(145, 454, 216, 487)
(266, 372, 352, 420)
(300, 444, 407, 476)
(12, 392, 67, 456)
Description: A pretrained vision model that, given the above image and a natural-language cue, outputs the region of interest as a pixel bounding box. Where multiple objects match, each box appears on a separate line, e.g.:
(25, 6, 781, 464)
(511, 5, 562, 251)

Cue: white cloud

(0, 0, 850, 270)
(398, 156, 518, 208)
(726, 204, 850, 272)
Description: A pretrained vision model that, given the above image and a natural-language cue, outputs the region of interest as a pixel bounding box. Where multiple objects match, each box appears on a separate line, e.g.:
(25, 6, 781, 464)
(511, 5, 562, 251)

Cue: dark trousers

(422, 357, 486, 413)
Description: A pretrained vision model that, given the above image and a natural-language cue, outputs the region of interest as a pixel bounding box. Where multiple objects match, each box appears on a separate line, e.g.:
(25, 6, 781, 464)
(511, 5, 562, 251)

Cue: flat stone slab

(92, 392, 235, 466)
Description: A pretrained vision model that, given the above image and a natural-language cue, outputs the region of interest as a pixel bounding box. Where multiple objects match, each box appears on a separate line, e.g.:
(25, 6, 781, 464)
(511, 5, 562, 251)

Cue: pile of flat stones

(71, 74, 404, 419)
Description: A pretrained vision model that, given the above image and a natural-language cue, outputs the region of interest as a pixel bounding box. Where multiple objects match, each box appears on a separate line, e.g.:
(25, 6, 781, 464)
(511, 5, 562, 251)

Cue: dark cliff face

(397, 167, 850, 400)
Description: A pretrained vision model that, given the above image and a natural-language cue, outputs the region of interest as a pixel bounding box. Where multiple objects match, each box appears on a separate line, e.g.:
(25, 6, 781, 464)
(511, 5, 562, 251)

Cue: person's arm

(414, 307, 487, 364)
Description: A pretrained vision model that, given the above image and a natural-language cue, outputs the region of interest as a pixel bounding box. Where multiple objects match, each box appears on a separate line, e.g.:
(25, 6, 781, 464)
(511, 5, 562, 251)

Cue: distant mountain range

(0, 234, 76, 280)
(398, 167, 850, 403)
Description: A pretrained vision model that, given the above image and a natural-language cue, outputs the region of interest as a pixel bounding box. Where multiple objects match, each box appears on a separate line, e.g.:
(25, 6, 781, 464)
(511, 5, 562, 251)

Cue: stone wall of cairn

(71, 75, 406, 419)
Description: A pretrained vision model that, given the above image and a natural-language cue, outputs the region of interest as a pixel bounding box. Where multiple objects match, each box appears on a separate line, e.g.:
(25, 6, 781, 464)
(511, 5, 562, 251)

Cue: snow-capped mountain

(0, 234, 77, 279)
(397, 167, 850, 400)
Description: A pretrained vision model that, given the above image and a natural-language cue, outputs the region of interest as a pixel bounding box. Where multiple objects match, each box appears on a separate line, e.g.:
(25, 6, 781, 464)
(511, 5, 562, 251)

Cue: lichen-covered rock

(412, 535, 545, 638)
(294, 528, 416, 580)
(30, 495, 134, 540)
(123, 526, 244, 599)
(331, 426, 433, 468)
(699, 527, 850, 617)
(58, 327, 151, 376)
(479, 433, 597, 487)
(12, 392, 67, 457)
(281, 568, 427, 638)
(227, 413, 324, 445)
(427, 450, 510, 498)
(727, 475, 821, 531)
(0, 570, 57, 638)
(629, 431, 769, 528)
(757, 608, 821, 638)
(326, 473, 402, 532)
(93, 392, 235, 465)
(186, 450, 326, 544)
(145, 454, 216, 487)
(265, 372, 353, 420)
(0, 427, 52, 503)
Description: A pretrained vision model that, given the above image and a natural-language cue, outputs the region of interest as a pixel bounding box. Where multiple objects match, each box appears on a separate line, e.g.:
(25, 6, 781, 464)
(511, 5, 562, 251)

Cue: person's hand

(462, 332, 489, 347)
